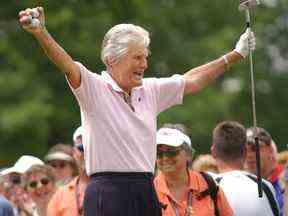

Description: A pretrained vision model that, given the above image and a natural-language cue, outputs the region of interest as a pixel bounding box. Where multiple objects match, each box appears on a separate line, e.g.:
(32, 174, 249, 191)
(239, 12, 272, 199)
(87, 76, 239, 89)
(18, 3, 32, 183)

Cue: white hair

(101, 24, 150, 66)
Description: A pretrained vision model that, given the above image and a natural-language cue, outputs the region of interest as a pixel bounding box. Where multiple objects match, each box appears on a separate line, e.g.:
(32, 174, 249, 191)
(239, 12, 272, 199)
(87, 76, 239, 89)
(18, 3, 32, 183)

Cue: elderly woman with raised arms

(18, 6, 255, 216)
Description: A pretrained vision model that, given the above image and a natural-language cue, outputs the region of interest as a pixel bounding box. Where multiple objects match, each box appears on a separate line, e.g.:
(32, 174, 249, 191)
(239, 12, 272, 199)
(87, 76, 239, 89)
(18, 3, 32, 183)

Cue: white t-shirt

(212, 170, 278, 216)
(68, 62, 185, 175)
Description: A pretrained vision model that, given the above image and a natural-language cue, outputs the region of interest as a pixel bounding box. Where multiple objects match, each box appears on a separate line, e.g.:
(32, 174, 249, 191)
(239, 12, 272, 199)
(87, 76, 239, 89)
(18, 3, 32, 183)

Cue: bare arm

(18, 7, 80, 89)
(183, 29, 256, 95)
(183, 51, 242, 95)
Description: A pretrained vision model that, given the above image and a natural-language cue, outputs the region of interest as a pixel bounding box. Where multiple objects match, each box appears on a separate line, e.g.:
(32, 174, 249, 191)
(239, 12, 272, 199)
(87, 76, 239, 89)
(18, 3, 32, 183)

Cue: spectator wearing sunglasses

(0, 175, 14, 216)
(47, 126, 89, 216)
(72, 126, 86, 177)
(23, 165, 56, 216)
(45, 144, 78, 186)
(0, 174, 22, 216)
(160, 123, 194, 170)
(154, 127, 233, 216)
(73, 126, 84, 147)
(245, 127, 284, 216)
(0, 156, 44, 216)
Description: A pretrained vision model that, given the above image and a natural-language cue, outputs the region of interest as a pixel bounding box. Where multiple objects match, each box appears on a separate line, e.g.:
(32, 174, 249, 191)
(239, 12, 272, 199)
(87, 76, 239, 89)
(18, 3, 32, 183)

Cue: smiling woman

(156, 127, 192, 175)
(108, 43, 149, 93)
(24, 164, 56, 216)
(154, 126, 233, 216)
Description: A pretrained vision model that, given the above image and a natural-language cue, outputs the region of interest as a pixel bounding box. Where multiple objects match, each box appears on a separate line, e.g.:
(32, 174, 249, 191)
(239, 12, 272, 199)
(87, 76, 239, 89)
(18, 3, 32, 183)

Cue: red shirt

(268, 164, 283, 183)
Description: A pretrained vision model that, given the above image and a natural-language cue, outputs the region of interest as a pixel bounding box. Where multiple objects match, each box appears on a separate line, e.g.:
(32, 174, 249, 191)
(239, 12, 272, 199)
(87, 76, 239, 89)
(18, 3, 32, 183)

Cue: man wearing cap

(211, 121, 279, 216)
(245, 127, 284, 216)
(154, 126, 233, 216)
(47, 127, 89, 216)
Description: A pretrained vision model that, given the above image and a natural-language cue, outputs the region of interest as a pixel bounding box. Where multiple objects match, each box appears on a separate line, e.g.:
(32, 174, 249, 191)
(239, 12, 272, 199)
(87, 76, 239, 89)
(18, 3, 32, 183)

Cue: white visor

(156, 128, 191, 147)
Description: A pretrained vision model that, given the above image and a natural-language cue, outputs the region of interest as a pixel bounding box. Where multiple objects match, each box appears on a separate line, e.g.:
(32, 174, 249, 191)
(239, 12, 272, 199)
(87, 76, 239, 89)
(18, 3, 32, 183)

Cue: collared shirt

(68, 62, 185, 175)
(154, 171, 233, 216)
(47, 177, 85, 216)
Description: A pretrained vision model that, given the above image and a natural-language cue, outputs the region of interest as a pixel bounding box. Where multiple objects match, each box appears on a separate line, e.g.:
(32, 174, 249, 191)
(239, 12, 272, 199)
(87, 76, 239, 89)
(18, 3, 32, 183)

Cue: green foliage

(0, 0, 287, 165)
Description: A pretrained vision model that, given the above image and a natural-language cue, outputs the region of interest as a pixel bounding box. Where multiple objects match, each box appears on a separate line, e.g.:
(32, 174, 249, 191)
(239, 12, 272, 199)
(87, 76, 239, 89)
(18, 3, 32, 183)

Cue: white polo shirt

(68, 62, 185, 175)
(213, 170, 278, 216)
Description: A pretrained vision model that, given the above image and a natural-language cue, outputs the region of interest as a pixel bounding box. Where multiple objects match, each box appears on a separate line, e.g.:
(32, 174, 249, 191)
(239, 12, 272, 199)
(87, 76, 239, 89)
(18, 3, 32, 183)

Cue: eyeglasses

(48, 161, 68, 169)
(9, 175, 21, 185)
(157, 149, 182, 159)
(28, 178, 51, 189)
(75, 144, 84, 152)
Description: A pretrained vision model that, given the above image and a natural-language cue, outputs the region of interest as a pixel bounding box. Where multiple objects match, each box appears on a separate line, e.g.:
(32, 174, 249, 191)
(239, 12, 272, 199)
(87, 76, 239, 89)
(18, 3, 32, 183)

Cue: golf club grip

(245, 10, 251, 28)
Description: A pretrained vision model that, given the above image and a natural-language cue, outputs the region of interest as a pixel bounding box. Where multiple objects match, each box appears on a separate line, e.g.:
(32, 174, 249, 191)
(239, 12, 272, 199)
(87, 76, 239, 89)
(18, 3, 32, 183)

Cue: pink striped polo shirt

(68, 62, 185, 175)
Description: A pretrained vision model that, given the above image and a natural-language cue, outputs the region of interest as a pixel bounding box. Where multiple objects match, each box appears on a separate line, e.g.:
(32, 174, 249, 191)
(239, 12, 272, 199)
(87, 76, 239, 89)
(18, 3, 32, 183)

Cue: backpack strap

(246, 174, 280, 216)
(199, 172, 220, 216)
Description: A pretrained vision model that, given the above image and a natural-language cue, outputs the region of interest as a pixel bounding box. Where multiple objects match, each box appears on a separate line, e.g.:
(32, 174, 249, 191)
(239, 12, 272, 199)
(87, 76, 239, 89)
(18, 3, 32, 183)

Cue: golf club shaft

(245, 9, 263, 198)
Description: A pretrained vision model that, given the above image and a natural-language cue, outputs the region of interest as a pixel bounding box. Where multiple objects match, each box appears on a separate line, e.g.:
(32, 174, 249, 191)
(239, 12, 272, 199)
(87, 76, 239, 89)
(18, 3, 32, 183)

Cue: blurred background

(0, 0, 287, 165)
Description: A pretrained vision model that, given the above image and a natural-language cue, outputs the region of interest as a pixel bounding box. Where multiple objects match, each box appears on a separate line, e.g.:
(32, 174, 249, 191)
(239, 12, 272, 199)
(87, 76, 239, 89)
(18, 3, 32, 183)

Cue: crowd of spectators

(0, 126, 87, 216)
(0, 123, 287, 216)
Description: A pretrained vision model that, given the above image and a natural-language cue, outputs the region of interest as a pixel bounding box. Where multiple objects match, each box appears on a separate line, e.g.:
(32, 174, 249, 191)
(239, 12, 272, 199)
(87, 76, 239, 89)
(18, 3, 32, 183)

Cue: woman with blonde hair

(192, 154, 219, 173)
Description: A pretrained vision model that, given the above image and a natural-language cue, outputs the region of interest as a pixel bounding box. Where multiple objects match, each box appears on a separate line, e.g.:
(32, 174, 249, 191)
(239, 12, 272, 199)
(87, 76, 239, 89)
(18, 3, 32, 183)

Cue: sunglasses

(9, 175, 21, 185)
(28, 178, 51, 189)
(75, 144, 84, 152)
(157, 149, 182, 159)
(48, 161, 68, 169)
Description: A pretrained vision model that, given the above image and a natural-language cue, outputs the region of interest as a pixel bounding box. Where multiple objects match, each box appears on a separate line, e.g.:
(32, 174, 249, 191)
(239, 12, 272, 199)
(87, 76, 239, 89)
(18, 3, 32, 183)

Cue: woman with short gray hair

(101, 23, 150, 66)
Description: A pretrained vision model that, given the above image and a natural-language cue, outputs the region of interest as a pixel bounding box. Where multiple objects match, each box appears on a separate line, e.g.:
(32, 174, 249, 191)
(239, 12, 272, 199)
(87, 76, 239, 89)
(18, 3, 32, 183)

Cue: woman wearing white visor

(154, 126, 233, 216)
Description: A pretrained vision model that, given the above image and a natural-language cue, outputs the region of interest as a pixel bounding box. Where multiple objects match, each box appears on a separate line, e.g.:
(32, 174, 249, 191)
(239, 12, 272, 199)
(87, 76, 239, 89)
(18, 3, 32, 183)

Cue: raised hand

(234, 28, 256, 58)
(18, 7, 45, 34)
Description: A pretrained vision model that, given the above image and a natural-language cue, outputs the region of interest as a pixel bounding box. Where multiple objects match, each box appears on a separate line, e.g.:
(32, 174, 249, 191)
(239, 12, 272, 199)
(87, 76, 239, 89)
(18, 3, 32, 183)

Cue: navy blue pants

(84, 172, 162, 216)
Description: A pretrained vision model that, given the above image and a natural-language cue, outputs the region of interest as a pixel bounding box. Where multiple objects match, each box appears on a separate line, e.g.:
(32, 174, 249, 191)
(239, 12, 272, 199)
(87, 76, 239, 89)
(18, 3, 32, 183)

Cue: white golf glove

(234, 28, 256, 58)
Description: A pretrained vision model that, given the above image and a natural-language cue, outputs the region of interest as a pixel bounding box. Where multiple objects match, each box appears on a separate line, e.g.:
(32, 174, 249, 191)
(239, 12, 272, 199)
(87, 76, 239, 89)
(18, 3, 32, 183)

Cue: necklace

(167, 190, 193, 216)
